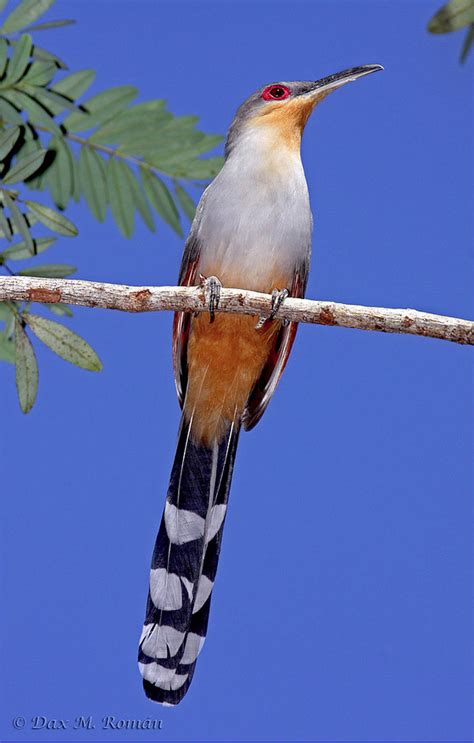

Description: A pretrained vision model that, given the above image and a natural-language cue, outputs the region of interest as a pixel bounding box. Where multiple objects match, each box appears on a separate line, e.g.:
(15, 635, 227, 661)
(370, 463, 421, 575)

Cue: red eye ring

(262, 84, 291, 101)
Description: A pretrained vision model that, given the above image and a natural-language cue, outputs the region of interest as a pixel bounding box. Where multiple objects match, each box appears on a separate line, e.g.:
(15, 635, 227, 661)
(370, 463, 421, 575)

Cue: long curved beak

(305, 64, 383, 97)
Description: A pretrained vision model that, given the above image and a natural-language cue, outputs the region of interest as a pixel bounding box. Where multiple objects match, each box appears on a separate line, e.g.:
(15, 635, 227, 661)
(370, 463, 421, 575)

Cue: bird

(138, 64, 382, 705)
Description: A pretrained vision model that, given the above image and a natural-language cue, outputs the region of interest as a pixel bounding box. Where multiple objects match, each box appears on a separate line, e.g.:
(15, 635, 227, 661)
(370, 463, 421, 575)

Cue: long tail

(138, 413, 240, 705)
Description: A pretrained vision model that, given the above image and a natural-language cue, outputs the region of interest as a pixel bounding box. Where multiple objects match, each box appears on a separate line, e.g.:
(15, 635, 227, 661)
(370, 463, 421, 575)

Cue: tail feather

(139, 415, 240, 705)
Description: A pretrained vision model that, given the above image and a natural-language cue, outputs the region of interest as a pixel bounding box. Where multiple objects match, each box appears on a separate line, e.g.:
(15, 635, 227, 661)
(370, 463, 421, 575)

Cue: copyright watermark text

(12, 715, 163, 731)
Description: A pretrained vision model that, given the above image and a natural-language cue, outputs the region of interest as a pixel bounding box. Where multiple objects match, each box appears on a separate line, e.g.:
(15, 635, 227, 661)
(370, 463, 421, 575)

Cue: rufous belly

(184, 269, 290, 445)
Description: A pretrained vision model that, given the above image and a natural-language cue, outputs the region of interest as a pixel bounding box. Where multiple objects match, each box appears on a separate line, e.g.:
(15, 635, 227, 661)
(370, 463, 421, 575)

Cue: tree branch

(0, 275, 472, 346)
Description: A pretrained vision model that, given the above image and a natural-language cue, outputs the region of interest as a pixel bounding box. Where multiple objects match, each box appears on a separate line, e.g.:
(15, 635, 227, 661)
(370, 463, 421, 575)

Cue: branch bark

(0, 275, 472, 346)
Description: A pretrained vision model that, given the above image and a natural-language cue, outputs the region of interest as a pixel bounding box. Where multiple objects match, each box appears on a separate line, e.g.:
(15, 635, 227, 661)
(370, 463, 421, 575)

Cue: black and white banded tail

(138, 414, 240, 705)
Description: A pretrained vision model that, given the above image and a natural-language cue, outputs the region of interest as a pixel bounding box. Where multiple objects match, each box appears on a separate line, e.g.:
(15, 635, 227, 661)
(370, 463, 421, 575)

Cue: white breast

(195, 128, 312, 292)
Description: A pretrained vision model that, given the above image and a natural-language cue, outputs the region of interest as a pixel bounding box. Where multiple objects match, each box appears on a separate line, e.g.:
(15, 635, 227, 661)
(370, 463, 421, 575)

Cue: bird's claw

(270, 287, 289, 321)
(200, 274, 222, 323)
(255, 288, 289, 329)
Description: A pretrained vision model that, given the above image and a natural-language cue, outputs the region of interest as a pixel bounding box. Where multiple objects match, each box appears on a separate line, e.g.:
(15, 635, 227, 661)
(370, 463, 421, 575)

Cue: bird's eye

(262, 85, 291, 101)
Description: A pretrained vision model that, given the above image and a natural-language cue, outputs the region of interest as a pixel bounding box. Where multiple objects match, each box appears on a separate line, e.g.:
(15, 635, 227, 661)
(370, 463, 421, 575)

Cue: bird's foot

(270, 288, 290, 321)
(255, 288, 289, 329)
(199, 274, 222, 323)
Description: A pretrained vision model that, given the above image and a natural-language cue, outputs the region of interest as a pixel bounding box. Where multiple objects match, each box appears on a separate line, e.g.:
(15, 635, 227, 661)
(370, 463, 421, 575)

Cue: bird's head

(225, 64, 383, 157)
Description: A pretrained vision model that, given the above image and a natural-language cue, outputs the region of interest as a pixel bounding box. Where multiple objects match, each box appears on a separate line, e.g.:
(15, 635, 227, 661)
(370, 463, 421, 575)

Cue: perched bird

(138, 65, 382, 705)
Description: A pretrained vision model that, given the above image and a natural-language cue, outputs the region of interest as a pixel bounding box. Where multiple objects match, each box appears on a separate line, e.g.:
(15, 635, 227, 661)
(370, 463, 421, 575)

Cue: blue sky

(0, 1, 472, 741)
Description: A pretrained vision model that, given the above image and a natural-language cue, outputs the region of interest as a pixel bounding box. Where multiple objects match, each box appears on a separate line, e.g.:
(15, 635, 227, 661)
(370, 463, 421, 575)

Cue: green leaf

(121, 160, 155, 231)
(143, 119, 220, 147)
(1, 0, 55, 34)
(460, 22, 474, 60)
(6, 89, 61, 134)
(2, 147, 47, 183)
(175, 183, 196, 222)
(71, 152, 80, 202)
(4, 305, 15, 337)
(0, 97, 24, 125)
(88, 100, 168, 145)
(118, 118, 207, 161)
(31, 44, 67, 69)
(1, 235, 56, 260)
(146, 135, 223, 168)
(0, 205, 13, 240)
(78, 145, 107, 222)
(18, 263, 76, 278)
(44, 136, 74, 209)
(28, 79, 82, 117)
(51, 69, 95, 101)
(0, 302, 13, 321)
(131, 183, 155, 232)
(160, 156, 224, 180)
(14, 318, 38, 413)
(151, 114, 199, 135)
(22, 60, 56, 86)
(0, 38, 8, 77)
(26, 85, 82, 113)
(2, 191, 34, 254)
(0, 332, 15, 364)
(63, 85, 138, 132)
(106, 157, 135, 237)
(171, 134, 222, 160)
(141, 168, 182, 236)
(13, 132, 48, 190)
(0, 125, 22, 161)
(131, 113, 197, 136)
(4, 33, 32, 84)
(24, 199, 78, 236)
(0, 204, 37, 238)
(428, 0, 474, 32)
(44, 302, 72, 317)
(25, 18, 76, 31)
(24, 313, 102, 371)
